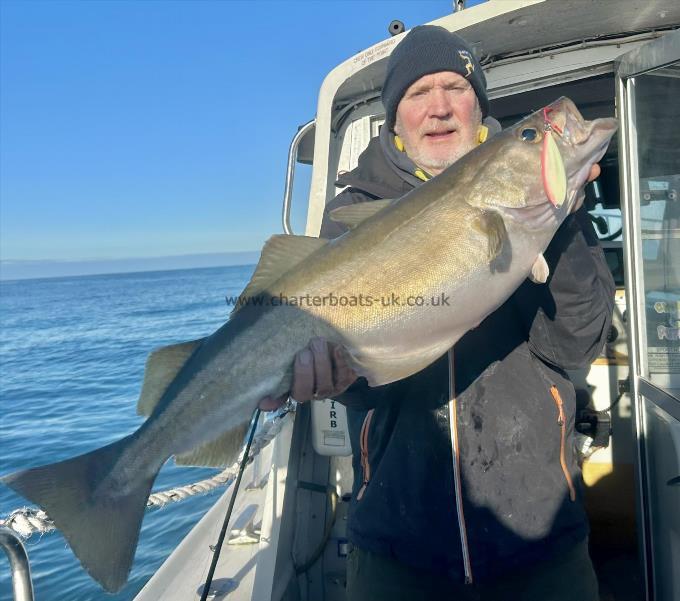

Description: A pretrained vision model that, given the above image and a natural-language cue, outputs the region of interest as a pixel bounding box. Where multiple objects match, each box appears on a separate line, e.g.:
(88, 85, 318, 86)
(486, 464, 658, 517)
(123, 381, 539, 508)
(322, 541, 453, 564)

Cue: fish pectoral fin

(473, 210, 507, 261)
(174, 420, 251, 467)
(231, 234, 329, 315)
(529, 253, 550, 283)
(137, 339, 204, 416)
(329, 200, 393, 229)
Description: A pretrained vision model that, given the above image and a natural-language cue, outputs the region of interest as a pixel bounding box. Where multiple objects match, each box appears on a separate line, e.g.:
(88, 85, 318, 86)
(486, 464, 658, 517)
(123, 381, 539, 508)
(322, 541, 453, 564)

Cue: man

(262, 25, 614, 600)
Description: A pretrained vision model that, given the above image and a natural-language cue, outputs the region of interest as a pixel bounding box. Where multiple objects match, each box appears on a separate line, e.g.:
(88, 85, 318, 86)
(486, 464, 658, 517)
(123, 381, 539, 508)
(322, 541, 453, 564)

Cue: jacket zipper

(549, 385, 577, 502)
(356, 408, 375, 501)
(448, 349, 473, 584)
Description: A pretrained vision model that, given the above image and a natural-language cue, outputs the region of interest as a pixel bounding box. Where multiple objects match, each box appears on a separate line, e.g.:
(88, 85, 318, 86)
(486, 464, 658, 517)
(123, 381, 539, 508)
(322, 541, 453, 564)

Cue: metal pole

(0, 527, 34, 601)
(282, 119, 316, 234)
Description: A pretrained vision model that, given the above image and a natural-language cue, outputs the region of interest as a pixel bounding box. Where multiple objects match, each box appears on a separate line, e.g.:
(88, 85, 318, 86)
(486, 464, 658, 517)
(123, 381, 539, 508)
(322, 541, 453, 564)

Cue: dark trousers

(346, 539, 599, 601)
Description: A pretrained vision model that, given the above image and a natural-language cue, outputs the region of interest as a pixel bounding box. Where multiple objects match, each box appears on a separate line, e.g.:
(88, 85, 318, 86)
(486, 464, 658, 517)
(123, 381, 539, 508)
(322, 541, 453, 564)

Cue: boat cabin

(134, 2, 680, 600)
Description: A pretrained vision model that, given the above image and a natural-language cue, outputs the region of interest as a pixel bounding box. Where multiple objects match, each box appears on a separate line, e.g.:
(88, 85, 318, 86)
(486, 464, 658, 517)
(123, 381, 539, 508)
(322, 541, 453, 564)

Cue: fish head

(470, 97, 617, 229)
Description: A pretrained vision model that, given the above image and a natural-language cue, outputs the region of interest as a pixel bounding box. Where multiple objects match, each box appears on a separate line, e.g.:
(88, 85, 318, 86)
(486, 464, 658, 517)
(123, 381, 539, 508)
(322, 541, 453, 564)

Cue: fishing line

(198, 408, 262, 601)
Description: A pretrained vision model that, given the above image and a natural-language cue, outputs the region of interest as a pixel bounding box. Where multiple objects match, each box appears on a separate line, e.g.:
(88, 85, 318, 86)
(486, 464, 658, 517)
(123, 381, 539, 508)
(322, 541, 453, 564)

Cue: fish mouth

(545, 97, 616, 143)
(545, 97, 618, 210)
(546, 97, 618, 153)
(556, 98, 617, 156)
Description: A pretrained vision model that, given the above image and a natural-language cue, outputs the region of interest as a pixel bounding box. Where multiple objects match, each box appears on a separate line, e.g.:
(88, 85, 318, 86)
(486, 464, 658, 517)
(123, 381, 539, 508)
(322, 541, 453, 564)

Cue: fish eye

(520, 128, 540, 142)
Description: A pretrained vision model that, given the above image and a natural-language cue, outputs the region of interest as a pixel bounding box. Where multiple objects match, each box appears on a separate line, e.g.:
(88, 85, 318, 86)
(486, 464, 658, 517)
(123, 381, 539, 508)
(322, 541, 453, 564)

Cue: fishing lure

(541, 106, 567, 207)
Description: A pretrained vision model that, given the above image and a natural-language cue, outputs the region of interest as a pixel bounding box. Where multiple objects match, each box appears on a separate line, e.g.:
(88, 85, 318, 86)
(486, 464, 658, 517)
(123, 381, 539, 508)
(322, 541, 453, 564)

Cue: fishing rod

(198, 408, 262, 601)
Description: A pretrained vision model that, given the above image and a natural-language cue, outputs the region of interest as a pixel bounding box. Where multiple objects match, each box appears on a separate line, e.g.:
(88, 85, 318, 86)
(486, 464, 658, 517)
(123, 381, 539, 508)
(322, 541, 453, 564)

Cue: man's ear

(483, 115, 502, 137)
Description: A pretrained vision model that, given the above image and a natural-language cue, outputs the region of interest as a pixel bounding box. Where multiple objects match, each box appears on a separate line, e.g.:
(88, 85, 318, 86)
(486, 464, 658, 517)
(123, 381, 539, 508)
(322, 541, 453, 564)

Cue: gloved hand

(258, 337, 358, 411)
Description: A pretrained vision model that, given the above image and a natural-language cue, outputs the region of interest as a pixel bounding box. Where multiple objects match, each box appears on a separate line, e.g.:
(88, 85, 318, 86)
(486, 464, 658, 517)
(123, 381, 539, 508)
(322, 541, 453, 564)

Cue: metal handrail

(0, 527, 34, 601)
(282, 119, 316, 235)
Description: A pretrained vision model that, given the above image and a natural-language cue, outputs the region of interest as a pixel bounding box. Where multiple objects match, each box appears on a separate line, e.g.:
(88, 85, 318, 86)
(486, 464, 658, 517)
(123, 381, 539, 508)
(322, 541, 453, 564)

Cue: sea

(0, 265, 255, 601)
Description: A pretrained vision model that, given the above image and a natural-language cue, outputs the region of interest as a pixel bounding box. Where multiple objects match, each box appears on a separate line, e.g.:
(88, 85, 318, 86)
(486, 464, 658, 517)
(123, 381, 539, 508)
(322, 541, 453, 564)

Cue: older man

(263, 25, 613, 600)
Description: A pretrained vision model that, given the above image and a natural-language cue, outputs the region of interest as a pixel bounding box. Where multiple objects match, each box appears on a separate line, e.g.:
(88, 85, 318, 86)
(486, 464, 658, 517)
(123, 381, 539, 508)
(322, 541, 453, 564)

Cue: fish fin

(231, 234, 329, 315)
(1, 435, 158, 593)
(174, 420, 251, 467)
(137, 339, 204, 416)
(529, 253, 550, 283)
(329, 200, 393, 229)
(473, 211, 507, 260)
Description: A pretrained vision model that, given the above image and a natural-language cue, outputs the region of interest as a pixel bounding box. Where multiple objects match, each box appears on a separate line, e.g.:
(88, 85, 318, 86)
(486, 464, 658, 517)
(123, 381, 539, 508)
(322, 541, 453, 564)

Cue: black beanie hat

(382, 25, 489, 130)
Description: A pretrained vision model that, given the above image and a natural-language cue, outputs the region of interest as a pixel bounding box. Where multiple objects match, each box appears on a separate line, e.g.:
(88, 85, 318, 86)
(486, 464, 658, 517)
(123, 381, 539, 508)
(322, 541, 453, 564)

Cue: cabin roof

(331, 0, 680, 105)
(449, 0, 679, 63)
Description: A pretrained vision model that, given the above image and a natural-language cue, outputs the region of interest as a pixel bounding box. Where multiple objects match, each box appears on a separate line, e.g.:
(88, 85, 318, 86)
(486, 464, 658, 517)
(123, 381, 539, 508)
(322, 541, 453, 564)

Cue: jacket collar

(335, 131, 419, 200)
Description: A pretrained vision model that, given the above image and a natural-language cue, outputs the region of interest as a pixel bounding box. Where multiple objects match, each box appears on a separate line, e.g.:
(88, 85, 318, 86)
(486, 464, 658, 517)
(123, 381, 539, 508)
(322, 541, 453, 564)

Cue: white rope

(0, 406, 293, 539)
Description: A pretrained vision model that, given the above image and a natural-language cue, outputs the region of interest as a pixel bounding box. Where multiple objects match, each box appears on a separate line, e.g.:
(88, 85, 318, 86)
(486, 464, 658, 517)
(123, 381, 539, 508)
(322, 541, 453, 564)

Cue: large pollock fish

(1, 98, 617, 592)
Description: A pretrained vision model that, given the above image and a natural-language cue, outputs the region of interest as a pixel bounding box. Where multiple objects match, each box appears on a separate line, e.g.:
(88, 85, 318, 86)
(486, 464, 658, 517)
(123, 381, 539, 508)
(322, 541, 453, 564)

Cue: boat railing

(0, 527, 34, 601)
(282, 119, 316, 234)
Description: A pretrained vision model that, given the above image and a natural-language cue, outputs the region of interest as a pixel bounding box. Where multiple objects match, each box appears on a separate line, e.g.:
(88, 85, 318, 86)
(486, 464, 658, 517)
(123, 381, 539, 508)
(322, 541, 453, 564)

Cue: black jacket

(320, 137, 616, 583)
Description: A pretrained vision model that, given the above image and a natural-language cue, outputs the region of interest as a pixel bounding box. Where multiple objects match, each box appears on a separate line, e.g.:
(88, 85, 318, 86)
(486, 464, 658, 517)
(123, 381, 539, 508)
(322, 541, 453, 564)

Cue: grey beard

(409, 139, 478, 175)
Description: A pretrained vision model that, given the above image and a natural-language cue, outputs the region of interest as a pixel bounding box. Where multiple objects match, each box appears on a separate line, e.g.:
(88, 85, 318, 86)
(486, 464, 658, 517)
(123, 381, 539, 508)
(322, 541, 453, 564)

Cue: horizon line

(0, 249, 261, 265)
(0, 250, 261, 282)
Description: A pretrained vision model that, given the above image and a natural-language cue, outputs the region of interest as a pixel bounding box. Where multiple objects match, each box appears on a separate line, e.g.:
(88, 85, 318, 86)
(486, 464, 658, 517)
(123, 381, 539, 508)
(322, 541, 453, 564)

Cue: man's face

(394, 71, 482, 176)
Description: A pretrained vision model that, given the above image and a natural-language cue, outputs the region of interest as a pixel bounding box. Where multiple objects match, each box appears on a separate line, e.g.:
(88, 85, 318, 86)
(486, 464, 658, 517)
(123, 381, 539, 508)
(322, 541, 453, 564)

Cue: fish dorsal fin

(329, 199, 393, 229)
(137, 339, 204, 416)
(472, 210, 508, 260)
(232, 234, 328, 314)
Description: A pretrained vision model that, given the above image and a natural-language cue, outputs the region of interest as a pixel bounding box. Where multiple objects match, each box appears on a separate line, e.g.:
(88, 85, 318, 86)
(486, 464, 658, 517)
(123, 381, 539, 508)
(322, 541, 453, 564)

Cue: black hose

(600, 227, 623, 242)
(294, 483, 339, 575)
(598, 391, 624, 415)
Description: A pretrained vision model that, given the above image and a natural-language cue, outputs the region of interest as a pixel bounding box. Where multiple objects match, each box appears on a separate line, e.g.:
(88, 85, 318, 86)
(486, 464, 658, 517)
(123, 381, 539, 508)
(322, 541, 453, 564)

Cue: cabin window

(628, 64, 680, 381)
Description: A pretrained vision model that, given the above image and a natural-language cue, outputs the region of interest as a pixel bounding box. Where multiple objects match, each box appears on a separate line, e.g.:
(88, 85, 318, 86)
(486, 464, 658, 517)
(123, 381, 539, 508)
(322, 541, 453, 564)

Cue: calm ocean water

(0, 265, 255, 601)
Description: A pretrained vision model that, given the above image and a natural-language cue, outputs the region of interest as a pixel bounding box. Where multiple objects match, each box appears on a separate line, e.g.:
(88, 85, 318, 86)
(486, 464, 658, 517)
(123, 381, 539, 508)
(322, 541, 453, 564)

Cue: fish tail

(1, 434, 157, 593)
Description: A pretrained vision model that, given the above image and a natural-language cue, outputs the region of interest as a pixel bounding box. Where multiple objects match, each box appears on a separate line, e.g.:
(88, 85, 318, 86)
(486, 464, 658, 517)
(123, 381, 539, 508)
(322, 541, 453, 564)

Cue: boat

(3, 1, 679, 599)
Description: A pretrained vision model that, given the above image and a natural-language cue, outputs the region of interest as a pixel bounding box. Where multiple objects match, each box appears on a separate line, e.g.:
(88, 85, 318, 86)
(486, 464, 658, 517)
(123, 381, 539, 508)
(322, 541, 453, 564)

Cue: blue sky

(0, 0, 481, 272)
